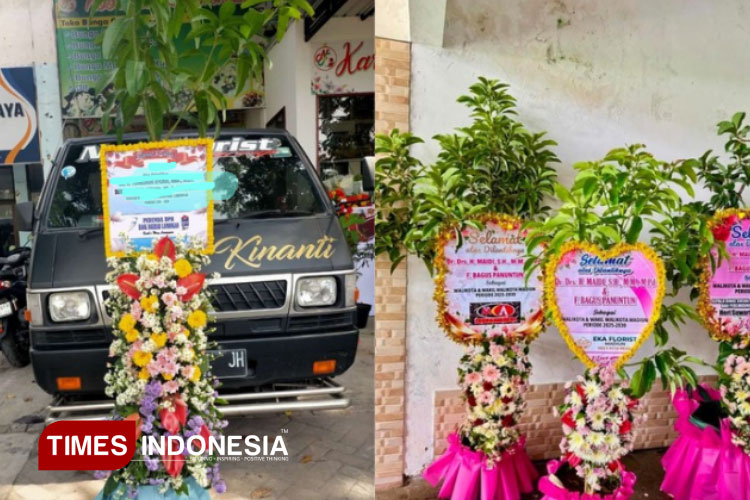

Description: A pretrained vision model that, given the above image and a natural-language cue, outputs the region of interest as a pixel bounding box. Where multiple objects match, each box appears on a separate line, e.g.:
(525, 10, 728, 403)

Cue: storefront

(0, 66, 44, 254)
(264, 3, 375, 313)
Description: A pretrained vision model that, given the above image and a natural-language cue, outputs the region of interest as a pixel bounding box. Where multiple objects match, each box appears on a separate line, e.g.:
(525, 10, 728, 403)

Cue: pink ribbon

(423, 433, 537, 500)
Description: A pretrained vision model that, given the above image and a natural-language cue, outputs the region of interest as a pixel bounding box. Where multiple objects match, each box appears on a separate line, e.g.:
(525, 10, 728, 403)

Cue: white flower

(583, 380, 602, 398)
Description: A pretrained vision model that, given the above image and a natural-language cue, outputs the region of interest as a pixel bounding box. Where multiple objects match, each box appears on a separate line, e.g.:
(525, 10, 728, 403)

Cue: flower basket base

(94, 476, 209, 500)
(661, 387, 750, 500)
(538, 459, 635, 500)
(423, 433, 537, 500)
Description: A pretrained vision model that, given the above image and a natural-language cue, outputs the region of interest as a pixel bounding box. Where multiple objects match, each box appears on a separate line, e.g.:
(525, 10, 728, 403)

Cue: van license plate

(210, 349, 248, 379)
(0, 301, 13, 318)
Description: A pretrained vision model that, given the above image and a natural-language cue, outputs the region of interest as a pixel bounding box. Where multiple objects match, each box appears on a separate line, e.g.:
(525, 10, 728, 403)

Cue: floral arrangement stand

(95, 477, 209, 500)
(95, 237, 226, 499)
(424, 433, 536, 500)
(538, 368, 639, 500)
(422, 336, 538, 500)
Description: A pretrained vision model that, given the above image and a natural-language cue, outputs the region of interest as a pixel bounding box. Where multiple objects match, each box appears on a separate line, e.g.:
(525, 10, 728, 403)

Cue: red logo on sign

(38, 420, 137, 470)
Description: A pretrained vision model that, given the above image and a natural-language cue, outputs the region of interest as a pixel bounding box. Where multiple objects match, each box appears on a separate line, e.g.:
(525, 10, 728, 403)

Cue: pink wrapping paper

(660, 386, 723, 500)
(716, 419, 750, 500)
(660, 385, 750, 500)
(423, 433, 537, 500)
(538, 459, 635, 500)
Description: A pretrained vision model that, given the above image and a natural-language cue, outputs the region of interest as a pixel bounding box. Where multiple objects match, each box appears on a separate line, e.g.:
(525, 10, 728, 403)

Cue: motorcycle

(0, 247, 30, 367)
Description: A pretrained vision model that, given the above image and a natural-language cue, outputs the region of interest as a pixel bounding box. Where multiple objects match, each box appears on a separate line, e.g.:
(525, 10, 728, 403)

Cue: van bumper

(31, 328, 359, 396)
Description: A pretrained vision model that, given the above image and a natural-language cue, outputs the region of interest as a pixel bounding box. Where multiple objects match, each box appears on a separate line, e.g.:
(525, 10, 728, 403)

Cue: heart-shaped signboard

(697, 209, 750, 342)
(545, 241, 665, 369)
(435, 213, 544, 344)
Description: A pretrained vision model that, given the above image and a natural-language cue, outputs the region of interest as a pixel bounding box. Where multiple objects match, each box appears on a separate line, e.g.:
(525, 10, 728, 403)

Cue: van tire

(1, 329, 30, 368)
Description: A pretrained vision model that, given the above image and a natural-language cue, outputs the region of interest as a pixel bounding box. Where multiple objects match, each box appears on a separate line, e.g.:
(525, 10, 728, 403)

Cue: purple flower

(148, 478, 165, 486)
(146, 380, 162, 398)
(127, 486, 138, 499)
(187, 416, 204, 429)
(93, 470, 110, 480)
(214, 480, 227, 494)
(141, 420, 153, 434)
(140, 397, 157, 415)
(144, 455, 160, 472)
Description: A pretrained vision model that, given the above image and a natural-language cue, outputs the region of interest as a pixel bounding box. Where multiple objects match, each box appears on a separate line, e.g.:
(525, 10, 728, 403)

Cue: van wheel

(1, 331, 30, 368)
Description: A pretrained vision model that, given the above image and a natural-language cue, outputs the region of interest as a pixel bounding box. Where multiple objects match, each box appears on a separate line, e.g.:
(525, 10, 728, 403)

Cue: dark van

(17, 130, 359, 421)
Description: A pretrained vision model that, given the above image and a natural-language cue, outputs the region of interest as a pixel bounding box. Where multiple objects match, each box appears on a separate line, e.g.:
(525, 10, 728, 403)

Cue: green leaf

(625, 216, 642, 244)
(101, 18, 130, 59)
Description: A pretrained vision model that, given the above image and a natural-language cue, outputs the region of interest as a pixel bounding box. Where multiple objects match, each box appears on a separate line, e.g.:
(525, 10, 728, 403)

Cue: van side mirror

(16, 201, 34, 232)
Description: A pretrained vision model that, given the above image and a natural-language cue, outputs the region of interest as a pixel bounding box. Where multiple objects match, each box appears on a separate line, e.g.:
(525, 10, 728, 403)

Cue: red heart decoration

(154, 237, 176, 262)
(177, 273, 205, 302)
(116, 274, 141, 300)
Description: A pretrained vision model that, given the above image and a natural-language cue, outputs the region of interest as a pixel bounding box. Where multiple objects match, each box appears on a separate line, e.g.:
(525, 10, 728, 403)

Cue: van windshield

(46, 136, 327, 229)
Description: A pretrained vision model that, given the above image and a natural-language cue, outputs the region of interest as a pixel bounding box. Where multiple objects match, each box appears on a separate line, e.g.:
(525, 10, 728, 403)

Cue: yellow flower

(187, 310, 207, 329)
(190, 366, 201, 382)
(118, 313, 136, 332)
(138, 368, 150, 380)
(150, 332, 167, 348)
(125, 329, 140, 343)
(147, 253, 158, 261)
(162, 372, 174, 381)
(174, 258, 193, 278)
(133, 351, 152, 367)
(140, 295, 159, 313)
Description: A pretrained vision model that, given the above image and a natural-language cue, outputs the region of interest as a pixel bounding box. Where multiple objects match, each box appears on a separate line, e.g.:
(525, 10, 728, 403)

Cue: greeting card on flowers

(546, 241, 666, 369)
(698, 209, 750, 342)
(100, 138, 214, 257)
(435, 214, 543, 344)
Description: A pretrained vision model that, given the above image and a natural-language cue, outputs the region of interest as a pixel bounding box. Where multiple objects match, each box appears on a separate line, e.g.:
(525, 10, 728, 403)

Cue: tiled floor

(0, 320, 374, 500)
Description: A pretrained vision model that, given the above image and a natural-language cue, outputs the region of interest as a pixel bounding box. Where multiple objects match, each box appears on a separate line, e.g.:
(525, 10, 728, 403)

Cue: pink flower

(130, 301, 143, 320)
(478, 391, 494, 405)
(482, 364, 500, 383)
(162, 380, 180, 394)
(489, 343, 504, 358)
(181, 365, 195, 379)
(465, 372, 482, 385)
(162, 292, 178, 306)
(559, 250, 577, 268)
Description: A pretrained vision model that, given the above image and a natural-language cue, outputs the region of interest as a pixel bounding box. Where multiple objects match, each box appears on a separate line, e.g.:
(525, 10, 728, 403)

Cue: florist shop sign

(54, 0, 264, 118)
(311, 39, 374, 95)
(99, 139, 214, 257)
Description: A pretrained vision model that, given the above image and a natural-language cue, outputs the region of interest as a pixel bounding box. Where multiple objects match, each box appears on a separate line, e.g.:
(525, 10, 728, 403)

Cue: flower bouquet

(423, 336, 537, 500)
(539, 367, 639, 500)
(95, 237, 226, 499)
(715, 348, 750, 499)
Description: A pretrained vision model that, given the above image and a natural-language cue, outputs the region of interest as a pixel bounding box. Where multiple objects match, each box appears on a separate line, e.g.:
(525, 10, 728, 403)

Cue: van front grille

(208, 281, 287, 312)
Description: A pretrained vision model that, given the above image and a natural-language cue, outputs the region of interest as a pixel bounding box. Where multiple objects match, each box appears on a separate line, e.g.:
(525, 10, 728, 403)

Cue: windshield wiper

(77, 227, 103, 239)
(216, 210, 317, 223)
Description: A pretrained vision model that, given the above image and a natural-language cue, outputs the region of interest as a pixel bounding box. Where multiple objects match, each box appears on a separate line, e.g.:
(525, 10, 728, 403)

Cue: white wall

(264, 14, 375, 161)
(403, 0, 750, 475)
(0, 0, 63, 178)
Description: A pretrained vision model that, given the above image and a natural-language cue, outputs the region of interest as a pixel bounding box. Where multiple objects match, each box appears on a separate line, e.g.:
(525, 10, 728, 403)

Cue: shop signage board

(698, 209, 750, 342)
(54, 0, 264, 119)
(435, 214, 544, 344)
(311, 39, 375, 94)
(546, 241, 666, 369)
(0, 67, 40, 164)
(99, 138, 214, 257)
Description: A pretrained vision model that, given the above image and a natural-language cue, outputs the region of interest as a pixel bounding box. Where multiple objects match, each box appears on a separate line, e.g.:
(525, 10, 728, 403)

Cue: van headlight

(48, 291, 91, 322)
(296, 277, 337, 307)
